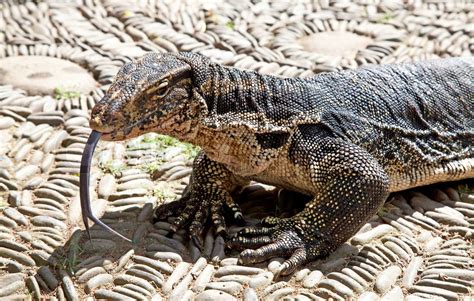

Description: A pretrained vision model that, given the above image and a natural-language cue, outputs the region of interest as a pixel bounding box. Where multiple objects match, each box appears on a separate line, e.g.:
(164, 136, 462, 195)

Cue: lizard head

(90, 52, 209, 141)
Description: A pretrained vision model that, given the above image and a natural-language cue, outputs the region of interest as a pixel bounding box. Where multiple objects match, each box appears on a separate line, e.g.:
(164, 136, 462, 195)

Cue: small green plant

(141, 159, 164, 174)
(377, 12, 394, 24)
(142, 133, 179, 147)
(225, 20, 235, 30)
(182, 143, 200, 159)
(56, 229, 84, 274)
(53, 87, 80, 100)
(377, 206, 390, 216)
(458, 183, 473, 194)
(141, 133, 200, 159)
(100, 160, 126, 176)
(152, 187, 176, 202)
(60, 245, 83, 275)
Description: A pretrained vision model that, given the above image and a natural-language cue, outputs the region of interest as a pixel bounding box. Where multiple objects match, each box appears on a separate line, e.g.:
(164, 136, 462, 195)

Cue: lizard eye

(154, 80, 169, 98)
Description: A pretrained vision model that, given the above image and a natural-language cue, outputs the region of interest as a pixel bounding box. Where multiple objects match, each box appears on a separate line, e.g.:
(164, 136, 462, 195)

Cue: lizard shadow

(39, 181, 472, 296)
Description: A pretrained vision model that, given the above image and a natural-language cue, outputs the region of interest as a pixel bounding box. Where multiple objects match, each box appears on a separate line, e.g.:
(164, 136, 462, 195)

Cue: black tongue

(80, 130, 132, 243)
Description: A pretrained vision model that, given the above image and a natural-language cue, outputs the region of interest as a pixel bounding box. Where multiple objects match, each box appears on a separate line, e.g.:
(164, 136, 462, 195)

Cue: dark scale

(86, 52, 474, 276)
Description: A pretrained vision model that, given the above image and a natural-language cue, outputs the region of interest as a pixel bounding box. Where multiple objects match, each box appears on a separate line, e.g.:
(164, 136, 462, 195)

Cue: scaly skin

(89, 52, 473, 276)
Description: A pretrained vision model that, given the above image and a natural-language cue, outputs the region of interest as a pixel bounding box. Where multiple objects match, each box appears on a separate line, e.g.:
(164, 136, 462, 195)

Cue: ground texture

(0, 0, 473, 300)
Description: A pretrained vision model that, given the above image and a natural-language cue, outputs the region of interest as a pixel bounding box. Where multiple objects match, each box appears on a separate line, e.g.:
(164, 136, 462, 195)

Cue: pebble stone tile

(0, 0, 473, 300)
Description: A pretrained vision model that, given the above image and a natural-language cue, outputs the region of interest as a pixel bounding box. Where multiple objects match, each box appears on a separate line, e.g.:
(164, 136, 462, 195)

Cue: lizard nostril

(89, 103, 111, 132)
(89, 115, 103, 131)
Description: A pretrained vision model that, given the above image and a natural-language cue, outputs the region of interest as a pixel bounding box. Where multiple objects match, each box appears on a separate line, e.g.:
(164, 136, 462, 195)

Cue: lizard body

(87, 52, 473, 275)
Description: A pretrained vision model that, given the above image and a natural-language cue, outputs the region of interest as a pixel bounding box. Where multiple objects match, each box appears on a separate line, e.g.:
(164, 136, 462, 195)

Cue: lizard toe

(189, 204, 209, 239)
(228, 235, 273, 249)
(225, 201, 245, 226)
(237, 229, 304, 264)
(237, 226, 273, 237)
(273, 247, 307, 277)
(210, 201, 228, 236)
(152, 193, 189, 222)
(169, 199, 202, 232)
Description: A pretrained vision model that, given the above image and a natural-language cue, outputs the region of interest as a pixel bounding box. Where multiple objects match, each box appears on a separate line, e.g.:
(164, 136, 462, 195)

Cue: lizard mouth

(97, 110, 161, 141)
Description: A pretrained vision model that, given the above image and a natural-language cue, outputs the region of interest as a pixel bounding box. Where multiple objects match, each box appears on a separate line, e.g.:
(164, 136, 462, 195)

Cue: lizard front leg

(230, 130, 390, 276)
(153, 151, 248, 246)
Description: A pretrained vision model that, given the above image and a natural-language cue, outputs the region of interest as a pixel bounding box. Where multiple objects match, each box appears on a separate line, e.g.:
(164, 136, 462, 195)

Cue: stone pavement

(0, 0, 472, 300)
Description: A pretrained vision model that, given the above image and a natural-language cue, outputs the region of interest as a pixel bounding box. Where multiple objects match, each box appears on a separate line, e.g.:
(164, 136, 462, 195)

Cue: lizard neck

(196, 63, 315, 131)
(182, 65, 314, 174)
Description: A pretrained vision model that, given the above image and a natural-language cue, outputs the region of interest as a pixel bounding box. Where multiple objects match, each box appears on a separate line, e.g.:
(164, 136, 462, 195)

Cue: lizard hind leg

(230, 137, 390, 276)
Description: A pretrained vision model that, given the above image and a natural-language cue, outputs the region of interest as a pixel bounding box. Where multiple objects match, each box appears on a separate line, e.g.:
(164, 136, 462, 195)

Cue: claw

(80, 130, 131, 243)
(165, 229, 175, 238)
(234, 212, 246, 226)
(225, 201, 246, 226)
(233, 223, 311, 278)
(192, 235, 203, 251)
(216, 227, 228, 239)
(275, 247, 307, 277)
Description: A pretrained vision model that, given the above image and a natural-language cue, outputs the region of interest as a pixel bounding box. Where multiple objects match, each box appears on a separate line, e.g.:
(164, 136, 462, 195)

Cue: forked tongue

(80, 130, 132, 242)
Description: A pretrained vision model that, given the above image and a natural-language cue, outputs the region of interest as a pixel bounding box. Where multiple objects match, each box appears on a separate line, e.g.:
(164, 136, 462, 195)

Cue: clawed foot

(152, 187, 245, 249)
(229, 216, 325, 277)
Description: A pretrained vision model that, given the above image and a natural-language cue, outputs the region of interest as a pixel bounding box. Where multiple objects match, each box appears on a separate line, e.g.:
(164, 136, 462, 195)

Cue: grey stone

(114, 274, 155, 294)
(0, 273, 23, 288)
(382, 286, 404, 301)
(31, 215, 67, 230)
(195, 289, 237, 301)
(38, 266, 59, 290)
(83, 239, 117, 252)
(0, 239, 28, 252)
(206, 281, 242, 295)
(243, 288, 258, 301)
(94, 289, 134, 300)
(248, 272, 273, 289)
(192, 265, 215, 293)
(26, 276, 41, 300)
(98, 174, 116, 199)
(359, 291, 380, 301)
(77, 266, 107, 284)
(352, 224, 396, 245)
(0, 117, 15, 130)
(215, 265, 264, 278)
(302, 270, 323, 288)
(269, 287, 296, 300)
(126, 269, 163, 288)
(85, 274, 113, 294)
(0, 247, 35, 266)
(0, 56, 96, 95)
(113, 286, 148, 300)
(0, 280, 25, 297)
(133, 254, 174, 274)
(403, 257, 423, 289)
(318, 278, 355, 298)
(117, 178, 154, 191)
(3, 208, 28, 225)
(113, 249, 135, 273)
(14, 164, 39, 181)
(375, 265, 402, 294)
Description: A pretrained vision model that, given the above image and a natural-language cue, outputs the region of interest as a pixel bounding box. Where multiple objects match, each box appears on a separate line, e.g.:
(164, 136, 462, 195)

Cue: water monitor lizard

(81, 52, 473, 276)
